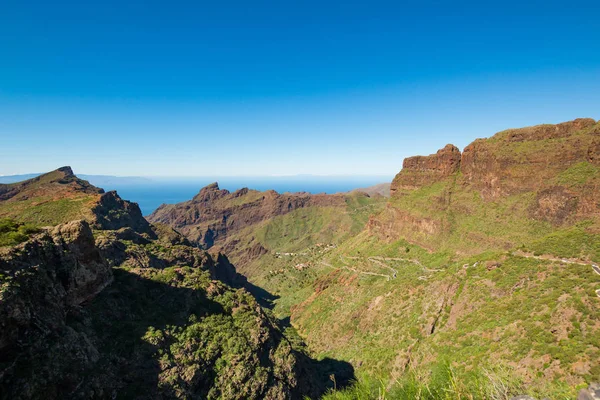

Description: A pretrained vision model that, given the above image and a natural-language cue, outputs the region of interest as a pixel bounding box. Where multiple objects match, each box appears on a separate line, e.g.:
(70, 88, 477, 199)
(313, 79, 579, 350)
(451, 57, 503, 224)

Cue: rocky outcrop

(0, 222, 330, 399)
(578, 383, 600, 400)
(148, 183, 346, 248)
(389, 118, 599, 200)
(90, 190, 153, 235)
(0, 220, 112, 399)
(588, 140, 600, 165)
(0, 167, 151, 232)
(390, 144, 461, 195)
(530, 186, 579, 226)
(0, 220, 111, 307)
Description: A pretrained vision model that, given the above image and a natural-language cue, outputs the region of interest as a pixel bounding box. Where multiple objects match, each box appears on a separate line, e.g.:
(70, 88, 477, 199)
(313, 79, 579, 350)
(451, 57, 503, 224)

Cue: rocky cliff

(0, 220, 111, 398)
(390, 144, 461, 194)
(460, 118, 598, 200)
(148, 183, 347, 249)
(371, 118, 600, 253)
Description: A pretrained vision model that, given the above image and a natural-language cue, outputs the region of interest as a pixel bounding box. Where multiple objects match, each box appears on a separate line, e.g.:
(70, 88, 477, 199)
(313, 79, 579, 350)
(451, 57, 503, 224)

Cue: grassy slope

(0, 169, 101, 227)
(241, 226, 598, 398)
(0, 197, 98, 226)
(219, 192, 387, 278)
(211, 135, 600, 398)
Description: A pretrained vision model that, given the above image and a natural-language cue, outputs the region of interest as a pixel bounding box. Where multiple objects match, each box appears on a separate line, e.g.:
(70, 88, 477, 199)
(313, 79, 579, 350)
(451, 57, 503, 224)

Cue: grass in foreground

(321, 362, 577, 400)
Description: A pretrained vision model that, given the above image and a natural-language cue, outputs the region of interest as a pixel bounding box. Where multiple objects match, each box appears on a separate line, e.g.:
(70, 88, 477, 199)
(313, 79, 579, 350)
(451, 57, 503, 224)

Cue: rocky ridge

(0, 169, 342, 399)
(148, 183, 347, 249)
(372, 118, 600, 252)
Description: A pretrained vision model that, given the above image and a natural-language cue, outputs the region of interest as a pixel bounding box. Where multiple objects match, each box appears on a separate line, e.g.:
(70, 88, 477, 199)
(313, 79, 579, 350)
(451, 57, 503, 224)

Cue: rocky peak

(401, 144, 461, 173)
(56, 165, 75, 177)
(34, 166, 91, 188)
(203, 182, 220, 191)
(192, 182, 230, 203)
(232, 187, 250, 198)
(390, 118, 599, 199)
(91, 190, 153, 235)
(148, 186, 347, 249)
(0, 166, 103, 202)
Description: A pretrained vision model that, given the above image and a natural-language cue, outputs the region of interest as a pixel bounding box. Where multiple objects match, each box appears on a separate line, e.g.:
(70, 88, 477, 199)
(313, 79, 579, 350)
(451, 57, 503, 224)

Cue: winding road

(322, 254, 440, 281)
(319, 250, 600, 297)
(367, 257, 398, 279)
(512, 251, 600, 298)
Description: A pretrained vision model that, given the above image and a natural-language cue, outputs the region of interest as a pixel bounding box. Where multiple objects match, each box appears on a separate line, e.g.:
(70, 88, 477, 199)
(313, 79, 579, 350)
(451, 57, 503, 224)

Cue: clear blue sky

(1, 0, 599, 176)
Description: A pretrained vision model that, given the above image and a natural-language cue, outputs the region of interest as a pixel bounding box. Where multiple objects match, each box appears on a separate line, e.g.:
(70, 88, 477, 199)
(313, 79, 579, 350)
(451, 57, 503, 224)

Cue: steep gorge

(149, 118, 600, 399)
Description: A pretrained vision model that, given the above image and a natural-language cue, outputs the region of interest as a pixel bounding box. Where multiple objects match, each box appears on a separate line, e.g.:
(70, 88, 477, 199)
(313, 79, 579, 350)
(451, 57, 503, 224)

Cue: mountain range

(1, 118, 599, 399)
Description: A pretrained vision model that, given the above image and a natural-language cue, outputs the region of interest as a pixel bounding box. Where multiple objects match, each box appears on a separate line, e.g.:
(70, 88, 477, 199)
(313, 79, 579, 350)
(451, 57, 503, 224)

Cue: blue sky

(1, 0, 599, 176)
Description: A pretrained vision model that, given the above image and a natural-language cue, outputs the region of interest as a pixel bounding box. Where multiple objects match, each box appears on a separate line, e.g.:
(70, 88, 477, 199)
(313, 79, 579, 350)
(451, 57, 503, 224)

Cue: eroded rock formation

(148, 183, 346, 248)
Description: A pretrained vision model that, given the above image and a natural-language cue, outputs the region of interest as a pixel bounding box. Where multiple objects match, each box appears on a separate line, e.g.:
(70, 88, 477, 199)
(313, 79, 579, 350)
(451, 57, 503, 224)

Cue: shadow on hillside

(211, 252, 356, 393)
(66, 268, 354, 399)
(212, 252, 280, 309)
(244, 279, 280, 308)
(70, 268, 227, 398)
(240, 286, 355, 394)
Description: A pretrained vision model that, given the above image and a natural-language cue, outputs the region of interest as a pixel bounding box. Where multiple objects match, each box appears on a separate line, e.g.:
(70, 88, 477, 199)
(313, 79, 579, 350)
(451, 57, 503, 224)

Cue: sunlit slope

(148, 118, 600, 398)
(370, 118, 600, 258)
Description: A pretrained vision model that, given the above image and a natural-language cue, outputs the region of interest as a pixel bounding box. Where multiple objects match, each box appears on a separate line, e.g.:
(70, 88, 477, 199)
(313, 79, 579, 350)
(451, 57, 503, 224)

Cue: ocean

(95, 176, 392, 216)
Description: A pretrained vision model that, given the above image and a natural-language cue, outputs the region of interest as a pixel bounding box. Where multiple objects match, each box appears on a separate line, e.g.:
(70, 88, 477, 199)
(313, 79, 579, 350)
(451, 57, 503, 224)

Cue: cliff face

(390, 144, 461, 195)
(148, 183, 346, 249)
(371, 118, 600, 253)
(460, 118, 598, 199)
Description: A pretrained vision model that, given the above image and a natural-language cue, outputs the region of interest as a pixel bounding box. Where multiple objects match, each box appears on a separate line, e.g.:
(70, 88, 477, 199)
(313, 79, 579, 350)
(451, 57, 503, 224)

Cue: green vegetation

(556, 162, 600, 187)
(83, 264, 328, 399)
(0, 196, 96, 227)
(388, 175, 554, 254)
(323, 363, 528, 400)
(253, 194, 385, 254)
(286, 237, 599, 398)
(3, 123, 600, 399)
(0, 218, 40, 246)
(0, 167, 101, 227)
(526, 223, 600, 261)
(233, 212, 599, 400)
